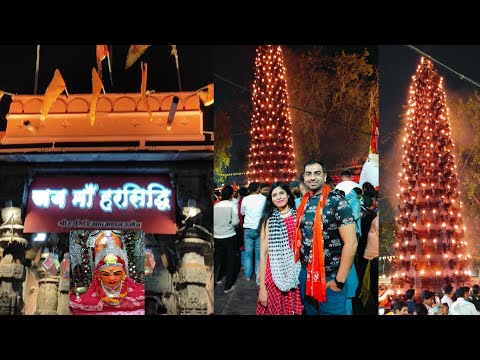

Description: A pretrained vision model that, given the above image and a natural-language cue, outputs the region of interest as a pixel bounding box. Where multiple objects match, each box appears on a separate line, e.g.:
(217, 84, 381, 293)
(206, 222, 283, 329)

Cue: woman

(256, 182, 303, 315)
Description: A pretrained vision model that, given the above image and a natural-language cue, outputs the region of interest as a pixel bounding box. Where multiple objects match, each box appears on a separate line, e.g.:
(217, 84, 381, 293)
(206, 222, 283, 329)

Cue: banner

(24, 176, 176, 234)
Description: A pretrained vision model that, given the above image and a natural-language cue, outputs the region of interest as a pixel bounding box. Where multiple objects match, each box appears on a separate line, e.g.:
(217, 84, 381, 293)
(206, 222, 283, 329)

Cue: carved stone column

(36, 277, 59, 315)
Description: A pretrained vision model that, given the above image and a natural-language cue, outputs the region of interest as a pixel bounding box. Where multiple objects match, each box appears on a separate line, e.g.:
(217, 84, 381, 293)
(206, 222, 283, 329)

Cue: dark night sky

(0, 45, 213, 130)
(381, 45, 480, 145)
(380, 45, 480, 198)
(214, 45, 378, 185)
(214, 45, 256, 184)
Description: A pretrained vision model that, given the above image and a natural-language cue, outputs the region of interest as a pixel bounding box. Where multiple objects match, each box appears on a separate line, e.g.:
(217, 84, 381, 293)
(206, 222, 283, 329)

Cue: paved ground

(213, 256, 375, 315)
(214, 271, 258, 315)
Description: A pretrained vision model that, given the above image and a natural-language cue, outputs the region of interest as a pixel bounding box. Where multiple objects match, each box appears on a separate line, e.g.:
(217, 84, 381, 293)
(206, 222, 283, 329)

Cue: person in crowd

(241, 182, 266, 284)
(384, 298, 397, 315)
(412, 302, 428, 315)
(421, 289, 436, 314)
(430, 304, 449, 315)
(213, 189, 221, 205)
(325, 175, 335, 191)
(231, 189, 239, 206)
(259, 183, 270, 197)
(405, 288, 416, 314)
(378, 287, 391, 308)
(289, 181, 302, 199)
(392, 300, 408, 315)
(237, 187, 250, 268)
(70, 231, 145, 315)
(335, 180, 362, 239)
(335, 179, 362, 314)
(361, 182, 376, 215)
(358, 209, 378, 314)
(441, 284, 454, 309)
(294, 180, 308, 208)
(213, 185, 239, 293)
(256, 182, 302, 315)
(341, 169, 352, 182)
(295, 160, 357, 315)
(353, 187, 362, 201)
(468, 284, 480, 311)
(450, 286, 480, 315)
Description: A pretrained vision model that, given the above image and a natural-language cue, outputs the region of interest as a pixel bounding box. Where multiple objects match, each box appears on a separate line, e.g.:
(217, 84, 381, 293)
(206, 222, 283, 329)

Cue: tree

(214, 109, 232, 185)
(284, 47, 377, 174)
(390, 57, 471, 294)
(247, 45, 296, 183)
(379, 119, 406, 276)
(449, 90, 480, 275)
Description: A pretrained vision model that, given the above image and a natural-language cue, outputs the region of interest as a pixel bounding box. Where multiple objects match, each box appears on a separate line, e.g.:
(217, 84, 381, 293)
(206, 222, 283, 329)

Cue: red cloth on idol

(70, 277, 145, 315)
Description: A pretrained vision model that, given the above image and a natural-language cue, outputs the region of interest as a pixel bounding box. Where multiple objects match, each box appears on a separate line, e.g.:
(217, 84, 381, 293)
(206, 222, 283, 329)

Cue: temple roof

(0, 92, 213, 155)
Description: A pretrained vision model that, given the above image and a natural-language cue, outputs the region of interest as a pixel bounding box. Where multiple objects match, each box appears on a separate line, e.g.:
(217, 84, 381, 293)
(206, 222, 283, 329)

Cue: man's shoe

(224, 285, 237, 294)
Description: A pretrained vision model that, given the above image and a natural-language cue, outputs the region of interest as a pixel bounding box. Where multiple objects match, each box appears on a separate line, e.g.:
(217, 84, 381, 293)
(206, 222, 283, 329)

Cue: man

(294, 160, 357, 315)
(392, 300, 408, 315)
(341, 169, 352, 182)
(430, 304, 449, 315)
(289, 181, 301, 199)
(259, 183, 270, 197)
(214, 185, 239, 293)
(405, 288, 416, 314)
(450, 287, 480, 315)
(240, 182, 266, 284)
(440, 284, 454, 309)
(468, 284, 480, 311)
(295, 181, 308, 208)
(325, 175, 335, 191)
(421, 289, 435, 314)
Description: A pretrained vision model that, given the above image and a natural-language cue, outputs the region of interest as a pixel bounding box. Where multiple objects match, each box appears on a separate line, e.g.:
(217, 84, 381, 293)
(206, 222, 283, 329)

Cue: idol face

(98, 265, 125, 288)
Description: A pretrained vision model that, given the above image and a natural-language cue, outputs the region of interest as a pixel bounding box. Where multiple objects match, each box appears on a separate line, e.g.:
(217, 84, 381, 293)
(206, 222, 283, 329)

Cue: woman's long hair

(256, 181, 296, 233)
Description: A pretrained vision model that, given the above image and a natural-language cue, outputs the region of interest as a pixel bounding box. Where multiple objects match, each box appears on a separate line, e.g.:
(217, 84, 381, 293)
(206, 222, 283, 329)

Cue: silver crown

(94, 239, 129, 277)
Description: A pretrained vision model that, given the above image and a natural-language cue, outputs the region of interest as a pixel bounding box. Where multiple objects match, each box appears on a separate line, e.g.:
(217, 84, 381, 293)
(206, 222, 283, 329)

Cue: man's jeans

(299, 266, 348, 315)
(243, 228, 261, 284)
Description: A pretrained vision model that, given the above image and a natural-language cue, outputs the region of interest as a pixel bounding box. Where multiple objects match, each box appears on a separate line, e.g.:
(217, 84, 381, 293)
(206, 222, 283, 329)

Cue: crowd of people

(213, 160, 379, 315)
(379, 284, 480, 315)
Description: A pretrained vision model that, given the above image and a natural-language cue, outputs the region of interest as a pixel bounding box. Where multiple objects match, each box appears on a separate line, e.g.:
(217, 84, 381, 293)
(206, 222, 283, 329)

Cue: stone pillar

(36, 277, 59, 315)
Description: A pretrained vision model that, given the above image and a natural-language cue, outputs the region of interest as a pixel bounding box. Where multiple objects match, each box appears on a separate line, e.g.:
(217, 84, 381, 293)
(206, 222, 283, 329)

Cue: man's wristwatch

(334, 277, 345, 289)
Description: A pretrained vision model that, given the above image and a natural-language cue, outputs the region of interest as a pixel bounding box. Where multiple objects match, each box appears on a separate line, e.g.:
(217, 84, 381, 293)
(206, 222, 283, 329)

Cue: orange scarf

(294, 184, 331, 303)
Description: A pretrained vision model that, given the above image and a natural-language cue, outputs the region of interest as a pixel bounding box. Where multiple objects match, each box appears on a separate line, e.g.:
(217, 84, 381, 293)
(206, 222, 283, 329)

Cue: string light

(247, 45, 296, 183)
(389, 57, 470, 294)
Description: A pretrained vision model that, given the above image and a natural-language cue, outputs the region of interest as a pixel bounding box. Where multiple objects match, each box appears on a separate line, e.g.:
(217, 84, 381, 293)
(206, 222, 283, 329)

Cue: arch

(113, 96, 137, 112)
(184, 94, 199, 110)
(160, 95, 184, 111)
(9, 101, 23, 113)
(137, 96, 160, 112)
(97, 97, 113, 112)
(49, 98, 67, 113)
(67, 98, 89, 113)
(23, 98, 43, 114)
